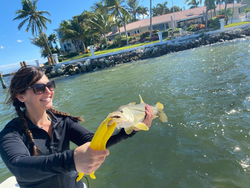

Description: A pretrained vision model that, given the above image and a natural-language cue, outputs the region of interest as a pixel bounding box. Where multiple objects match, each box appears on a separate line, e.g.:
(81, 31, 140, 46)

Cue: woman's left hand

(134, 104, 154, 131)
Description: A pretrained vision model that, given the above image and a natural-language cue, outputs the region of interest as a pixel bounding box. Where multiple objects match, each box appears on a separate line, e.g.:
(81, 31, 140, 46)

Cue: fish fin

(155, 102, 164, 110)
(134, 113, 145, 123)
(139, 94, 145, 104)
(128, 102, 136, 105)
(135, 123, 149, 131)
(125, 127, 134, 135)
(158, 111, 168, 122)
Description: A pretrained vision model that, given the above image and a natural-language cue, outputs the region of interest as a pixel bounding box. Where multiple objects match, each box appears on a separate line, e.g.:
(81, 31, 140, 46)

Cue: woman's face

(18, 75, 54, 113)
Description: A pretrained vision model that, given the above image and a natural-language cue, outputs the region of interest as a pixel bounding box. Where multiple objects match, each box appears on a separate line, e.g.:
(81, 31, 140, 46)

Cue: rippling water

(1, 38, 250, 187)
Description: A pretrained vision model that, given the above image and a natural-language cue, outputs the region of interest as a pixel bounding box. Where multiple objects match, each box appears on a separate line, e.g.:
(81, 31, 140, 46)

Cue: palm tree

(30, 33, 52, 58)
(105, 0, 130, 45)
(48, 33, 62, 54)
(91, 0, 106, 14)
(156, 1, 170, 15)
(13, 0, 53, 58)
(87, 13, 112, 47)
(127, 0, 140, 21)
(61, 18, 90, 52)
(112, 17, 123, 35)
(187, 0, 200, 8)
(137, 5, 149, 19)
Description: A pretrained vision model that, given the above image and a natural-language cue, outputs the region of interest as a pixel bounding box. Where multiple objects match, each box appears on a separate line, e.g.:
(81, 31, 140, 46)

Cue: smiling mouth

(40, 98, 51, 102)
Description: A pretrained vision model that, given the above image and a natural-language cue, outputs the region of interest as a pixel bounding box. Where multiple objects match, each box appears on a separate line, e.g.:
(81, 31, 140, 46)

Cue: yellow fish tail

(76, 118, 117, 182)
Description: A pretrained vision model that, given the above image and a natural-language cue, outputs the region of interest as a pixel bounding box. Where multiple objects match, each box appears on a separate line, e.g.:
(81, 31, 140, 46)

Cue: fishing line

(83, 175, 90, 188)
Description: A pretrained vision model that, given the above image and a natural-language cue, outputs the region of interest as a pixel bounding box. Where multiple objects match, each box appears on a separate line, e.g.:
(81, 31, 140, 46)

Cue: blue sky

(0, 0, 203, 74)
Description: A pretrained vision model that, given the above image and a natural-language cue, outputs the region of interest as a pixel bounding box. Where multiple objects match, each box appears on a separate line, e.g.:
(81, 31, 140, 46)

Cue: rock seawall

(45, 28, 250, 78)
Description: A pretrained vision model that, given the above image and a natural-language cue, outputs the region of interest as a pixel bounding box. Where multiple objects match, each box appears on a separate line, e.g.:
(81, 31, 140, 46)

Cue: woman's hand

(134, 104, 154, 131)
(74, 142, 109, 174)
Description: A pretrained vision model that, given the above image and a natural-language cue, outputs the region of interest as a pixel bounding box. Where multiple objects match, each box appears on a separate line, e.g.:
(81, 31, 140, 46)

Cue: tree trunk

(150, 0, 152, 38)
(38, 24, 53, 58)
(104, 34, 108, 47)
(119, 12, 129, 45)
(205, 2, 209, 28)
(224, 0, 228, 25)
(81, 40, 86, 51)
(231, 1, 235, 23)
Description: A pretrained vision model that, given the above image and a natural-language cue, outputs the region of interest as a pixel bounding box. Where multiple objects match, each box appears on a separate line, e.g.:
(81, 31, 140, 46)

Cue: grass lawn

(225, 21, 250, 28)
(62, 40, 166, 62)
(62, 22, 250, 63)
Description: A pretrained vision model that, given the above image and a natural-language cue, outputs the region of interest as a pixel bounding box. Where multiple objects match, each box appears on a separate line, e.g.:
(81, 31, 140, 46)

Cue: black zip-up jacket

(0, 110, 136, 188)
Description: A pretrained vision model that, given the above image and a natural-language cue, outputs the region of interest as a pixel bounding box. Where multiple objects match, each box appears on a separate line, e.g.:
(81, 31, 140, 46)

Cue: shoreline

(4, 24, 250, 79)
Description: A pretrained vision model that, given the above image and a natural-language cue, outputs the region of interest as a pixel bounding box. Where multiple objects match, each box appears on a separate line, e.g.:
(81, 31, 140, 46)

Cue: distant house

(54, 29, 77, 53)
(107, 3, 247, 40)
(55, 3, 247, 53)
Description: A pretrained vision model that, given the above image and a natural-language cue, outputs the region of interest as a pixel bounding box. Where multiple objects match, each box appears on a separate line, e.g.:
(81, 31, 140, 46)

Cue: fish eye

(120, 110, 123, 113)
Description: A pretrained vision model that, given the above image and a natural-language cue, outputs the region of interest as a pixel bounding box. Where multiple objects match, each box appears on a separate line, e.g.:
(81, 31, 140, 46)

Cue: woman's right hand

(74, 142, 110, 174)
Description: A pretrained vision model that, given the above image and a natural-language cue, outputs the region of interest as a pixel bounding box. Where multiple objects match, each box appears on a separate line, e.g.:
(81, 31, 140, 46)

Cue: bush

(208, 15, 226, 28)
(173, 29, 180, 34)
(150, 35, 159, 41)
(63, 52, 79, 59)
(187, 24, 205, 32)
(152, 29, 159, 34)
(140, 38, 147, 43)
(114, 35, 122, 45)
(195, 24, 205, 30)
(107, 43, 119, 49)
(129, 39, 137, 44)
(162, 31, 168, 37)
(140, 31, 150, 39)
(120, 38, 127, 46)
(245, 7, 250, 13)
(58, 57, 63, 62)
(166, 28, 173, 32)
(187, 25, 195, 32)
(202, 20, 210, 26)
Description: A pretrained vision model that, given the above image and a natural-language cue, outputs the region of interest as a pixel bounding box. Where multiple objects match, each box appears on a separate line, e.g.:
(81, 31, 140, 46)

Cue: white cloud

(0, 46, 4, 49)
(17, 40, 23, 43)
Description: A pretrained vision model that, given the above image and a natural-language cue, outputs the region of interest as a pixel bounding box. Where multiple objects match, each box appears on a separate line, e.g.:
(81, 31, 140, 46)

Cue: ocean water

(1, 37, 250, 187)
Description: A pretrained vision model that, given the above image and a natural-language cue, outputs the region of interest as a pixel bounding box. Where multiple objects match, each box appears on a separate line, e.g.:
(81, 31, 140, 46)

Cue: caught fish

(107, 94, 168, 135)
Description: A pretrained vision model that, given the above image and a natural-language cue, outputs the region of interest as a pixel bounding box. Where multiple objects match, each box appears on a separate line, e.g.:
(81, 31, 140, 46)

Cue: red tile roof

(108, 3, 246, 36)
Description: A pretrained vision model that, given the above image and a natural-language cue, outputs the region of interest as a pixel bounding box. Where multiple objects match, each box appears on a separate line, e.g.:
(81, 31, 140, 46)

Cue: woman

(0, 66, 154, 188)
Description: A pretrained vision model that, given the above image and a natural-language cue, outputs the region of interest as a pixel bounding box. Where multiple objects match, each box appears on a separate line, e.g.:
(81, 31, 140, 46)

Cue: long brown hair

(6, 66, 83, 156)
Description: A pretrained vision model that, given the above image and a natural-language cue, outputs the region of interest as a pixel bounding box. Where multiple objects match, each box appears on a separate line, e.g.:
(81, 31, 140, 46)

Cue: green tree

(87, 13, 112, 47)
(30, 33, 58, 58)
(127, 0, 140, 21)
(137, 5, 149, 19)
(170, 6, 182, 13)
(156, 1, 170, 15)
(112, 17, 123, 35)
(48, 33, 62, 54)
(91, 0, 106, 14)
(13, 0, 53, 58)
(105, 0, 130, 45)
(187, 0, 200, 8)
(61, 17, 90, 52)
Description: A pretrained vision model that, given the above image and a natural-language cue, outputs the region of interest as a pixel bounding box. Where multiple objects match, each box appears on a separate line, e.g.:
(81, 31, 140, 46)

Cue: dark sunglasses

(25, 81, 55, 95)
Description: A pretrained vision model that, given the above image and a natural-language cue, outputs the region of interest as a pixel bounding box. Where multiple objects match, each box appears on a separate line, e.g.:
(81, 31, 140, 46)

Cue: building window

(128, 32, 130, 36)
(58, 31, 63, 39)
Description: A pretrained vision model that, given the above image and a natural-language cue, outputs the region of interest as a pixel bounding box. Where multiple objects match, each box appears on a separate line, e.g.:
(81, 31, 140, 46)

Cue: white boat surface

(0, 176, 87, 188)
